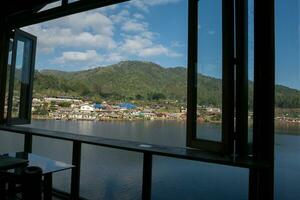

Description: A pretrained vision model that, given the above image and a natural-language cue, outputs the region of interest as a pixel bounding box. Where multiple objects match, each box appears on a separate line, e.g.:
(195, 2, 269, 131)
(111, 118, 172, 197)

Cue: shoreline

(31, 115, 300, 125)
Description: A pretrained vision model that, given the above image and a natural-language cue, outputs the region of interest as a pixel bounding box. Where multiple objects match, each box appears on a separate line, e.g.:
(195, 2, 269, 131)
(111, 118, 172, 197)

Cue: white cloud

(133, 13, 144, 19)
(55, 50, 100, 63)
(23, 25, 116, 52)
(140, 31, 157, 40)
(42, 10, 115, 36)
(97, 4, 119, 13)
(145, 0, 181, 6)
(120, 35, 181, 58)
(104, 52, 125, 63)
(65, 12, 114, 36)
(22, 10, 117, 53)
(120, 35, 154, 54)
(139, 47, 164, 57)
(55, 50, 124, 67)
(23, 4, 182, 68)
(129, 0, 181, 11)
(40, 47, 54, 54)
(121, 20, 148, 32)
(110, 9, 130, 24)
(138, 45, 182, 57)
(129, 0, 148, 11)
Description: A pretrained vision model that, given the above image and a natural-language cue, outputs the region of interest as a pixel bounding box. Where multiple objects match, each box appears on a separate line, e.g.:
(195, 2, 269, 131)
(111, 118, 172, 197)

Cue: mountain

(33, 61, 300, 108)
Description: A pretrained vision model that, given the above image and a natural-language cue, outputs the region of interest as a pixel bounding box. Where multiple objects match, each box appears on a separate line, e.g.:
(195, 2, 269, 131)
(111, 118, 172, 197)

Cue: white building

(44, 97, 82, 104)
(80, 105, 95, 112)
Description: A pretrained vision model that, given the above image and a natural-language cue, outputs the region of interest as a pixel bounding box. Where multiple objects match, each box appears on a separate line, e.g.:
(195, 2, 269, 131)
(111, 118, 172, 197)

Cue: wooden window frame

(0, 0, 275, 198)
(187, 0, 249, 156)
(6, 29, 37, 125)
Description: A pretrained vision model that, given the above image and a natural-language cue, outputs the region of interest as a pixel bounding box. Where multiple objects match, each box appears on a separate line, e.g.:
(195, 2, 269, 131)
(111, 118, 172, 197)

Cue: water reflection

(1, 120, 299, 199)
(26, 120, 247, 200)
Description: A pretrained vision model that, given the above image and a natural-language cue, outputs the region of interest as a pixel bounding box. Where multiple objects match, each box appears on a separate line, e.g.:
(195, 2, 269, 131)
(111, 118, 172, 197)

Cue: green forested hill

(33, 60, 300, 108)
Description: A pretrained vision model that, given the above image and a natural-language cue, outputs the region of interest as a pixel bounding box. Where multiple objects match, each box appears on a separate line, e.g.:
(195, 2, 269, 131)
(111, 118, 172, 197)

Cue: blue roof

(119, 103, 136, 109)
(94, 103, 105, 109)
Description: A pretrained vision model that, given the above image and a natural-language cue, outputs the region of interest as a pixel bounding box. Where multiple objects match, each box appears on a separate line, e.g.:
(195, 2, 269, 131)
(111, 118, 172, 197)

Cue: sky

(22, 0, 299, 89)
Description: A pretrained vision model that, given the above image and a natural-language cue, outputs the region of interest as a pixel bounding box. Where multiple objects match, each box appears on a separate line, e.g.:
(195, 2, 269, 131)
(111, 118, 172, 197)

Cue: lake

(0, 120, 299, 200)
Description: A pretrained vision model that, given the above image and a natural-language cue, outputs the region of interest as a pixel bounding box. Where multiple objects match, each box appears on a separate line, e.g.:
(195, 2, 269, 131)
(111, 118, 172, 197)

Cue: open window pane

(275, 0, 300, 199)
(4, 39, 13, 119)
(248, 0, 254, 154)
(6, 29, 36, 124)
(22, 1, 187, 147)
(197, 0, 222, 142)
(11, 40, 25, 118)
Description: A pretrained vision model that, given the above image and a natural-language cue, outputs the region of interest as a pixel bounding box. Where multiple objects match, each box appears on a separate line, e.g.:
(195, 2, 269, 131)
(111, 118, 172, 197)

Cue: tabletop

(4, 152, 74, 175)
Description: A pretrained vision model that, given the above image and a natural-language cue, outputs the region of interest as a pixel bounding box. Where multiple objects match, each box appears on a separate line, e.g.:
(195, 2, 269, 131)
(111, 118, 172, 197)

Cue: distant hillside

(33, 61, 300, 108)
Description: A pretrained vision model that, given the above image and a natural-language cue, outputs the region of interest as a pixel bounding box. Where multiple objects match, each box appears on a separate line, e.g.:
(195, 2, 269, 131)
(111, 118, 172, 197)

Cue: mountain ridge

(33, 60, 300, 108)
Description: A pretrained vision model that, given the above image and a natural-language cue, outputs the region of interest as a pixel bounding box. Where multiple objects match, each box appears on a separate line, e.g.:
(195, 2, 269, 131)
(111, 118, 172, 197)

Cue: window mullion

(222, 0, 235, 155)
(186, 0, 198, 148)
(235, 0, 249, 157)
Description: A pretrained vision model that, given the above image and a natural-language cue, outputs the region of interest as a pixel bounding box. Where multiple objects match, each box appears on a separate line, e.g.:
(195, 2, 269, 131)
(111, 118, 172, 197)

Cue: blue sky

(23, 0, 299, 89)
(275, 0, 299, 89)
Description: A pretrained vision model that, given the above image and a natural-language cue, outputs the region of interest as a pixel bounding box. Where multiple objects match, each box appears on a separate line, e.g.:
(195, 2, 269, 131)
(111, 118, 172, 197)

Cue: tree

(135, 94, 144, 100)
(147, 92, 166, 100)
(57, 102, 72, 108)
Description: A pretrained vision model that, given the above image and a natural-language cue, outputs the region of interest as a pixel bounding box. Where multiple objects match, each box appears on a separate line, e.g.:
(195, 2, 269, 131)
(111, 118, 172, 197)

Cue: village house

(80, 105, 95, 113)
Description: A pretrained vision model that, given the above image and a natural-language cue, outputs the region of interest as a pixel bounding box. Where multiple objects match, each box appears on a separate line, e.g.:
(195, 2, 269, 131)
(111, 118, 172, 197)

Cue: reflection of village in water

(31, 96, 224, 122)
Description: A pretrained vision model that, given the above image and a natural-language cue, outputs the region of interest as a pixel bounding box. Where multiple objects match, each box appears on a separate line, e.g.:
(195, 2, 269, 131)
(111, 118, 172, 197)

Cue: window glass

(6, 30, 36, 124)
(197, 0, 222, 142)
(23, 1, 188, 147)
(4, 39, 13, 119)
(248, 0, 254, 154)
(22, 2, 188, 199)
(11, 41, 25, 118)
(275, 0, 300, 199)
